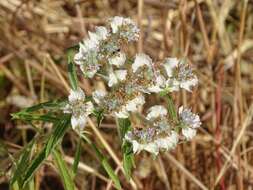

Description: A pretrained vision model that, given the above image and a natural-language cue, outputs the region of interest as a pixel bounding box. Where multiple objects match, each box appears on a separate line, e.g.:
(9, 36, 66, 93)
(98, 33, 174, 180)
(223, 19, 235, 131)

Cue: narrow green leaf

(81, 135, 122, 190)
(117, 118, 131, 140)
(67, 50, 78, 90)
(102, 159, 122, 190)
(92, 109, 104, 127)
(122, 141, 134, 181)
(21, 115, 71, 187)
(46, 115, 71, 157)
(11, 139, 35, 186)
(53, 150, 75, 190)
(72, 139, 81, 175)
(167, 95, 178, 121)
(11, 112, 59, 123)
(117, 118, 134, 180)
(22, 149, 46, 187)
(123, 152, 134, 181)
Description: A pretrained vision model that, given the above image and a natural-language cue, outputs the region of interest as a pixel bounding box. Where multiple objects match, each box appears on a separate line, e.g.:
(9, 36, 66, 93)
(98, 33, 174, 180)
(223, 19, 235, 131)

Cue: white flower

(68, 87, 85, 102)
(114, 95, 145, 118)
(94, 26, 108, 40)
(110, 16, 139, 41)
(178, 106, 201, 129)
(182, 128, 196, 140)
(132, 53, 152, 73)
(108, 70, 127, 87)
(92, 89, 107, 104)
(115, 70, 127, 81)
(178, 106, 201, 140)
(179, 76, 198, 92)
(146, 105, 167, 120)
(108, 72, 118, 87)
(125, 95, 145, 112)
(165, 79, 180, 92)
(132, 140, 159, 155)
(164, 58, 179, 77)
(64, 88, 94, 131)
(109, 52, 126, 67)
(110, 16, 125, 33)
(147, 75, 166, 93)
(114, 107, 129, 118)
(147, 86, 163, 93)
(155, 131, 178, 150)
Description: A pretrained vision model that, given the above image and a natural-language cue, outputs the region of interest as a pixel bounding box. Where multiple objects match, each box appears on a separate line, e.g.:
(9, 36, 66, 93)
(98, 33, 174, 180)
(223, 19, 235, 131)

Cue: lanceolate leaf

(122, 140, 134, 181)
(72, 139, 81, 175)
(167, 95, 178, 121)
(46, 115, 71, 157)
(10, 139, 35, 186)
(21, 115, 71, 187)
(117, 118, 131, 141)
(53, 150, 76, 190)
(117, 118, 134, 180)
(67, 50, 78, 90)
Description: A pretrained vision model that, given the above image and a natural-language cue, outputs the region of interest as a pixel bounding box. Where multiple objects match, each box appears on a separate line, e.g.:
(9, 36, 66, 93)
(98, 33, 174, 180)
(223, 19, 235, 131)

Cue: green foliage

(117, 118, 134, 181)
(10, 139, 35, 187)
(67, 49, 78, 91)
(53, 150, 76, 190)
(92, 109, 104, 127)
(166, 95, 178, 121)
(10, 111, 71, 189)
(72, 139, 81, 175)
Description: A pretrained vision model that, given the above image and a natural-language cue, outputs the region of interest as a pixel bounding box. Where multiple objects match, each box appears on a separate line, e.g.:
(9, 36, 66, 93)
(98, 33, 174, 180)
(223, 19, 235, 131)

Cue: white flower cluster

(64, 16, 201, 155)
(124, 105, 201, 155)
(63, 88, 93, 132)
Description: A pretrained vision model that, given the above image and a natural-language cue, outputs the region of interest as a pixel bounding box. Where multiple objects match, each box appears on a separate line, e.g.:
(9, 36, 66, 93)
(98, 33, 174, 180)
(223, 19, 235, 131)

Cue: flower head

(125, 128, 178, 155)
(146, 105, 168, 120)
(115, 94, 145, 118)
(108, 70, 127, 87)
(109, 16, 139, 41)
(132, 53, 152, 73)
(64, 88, 94, 132)
(178, 106, 201, 140)
(109, 52, 126, 67)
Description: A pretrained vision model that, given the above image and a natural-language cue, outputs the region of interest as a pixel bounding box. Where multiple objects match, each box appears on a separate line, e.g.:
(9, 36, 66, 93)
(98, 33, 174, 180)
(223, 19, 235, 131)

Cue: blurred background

(0, 0, 253, 190)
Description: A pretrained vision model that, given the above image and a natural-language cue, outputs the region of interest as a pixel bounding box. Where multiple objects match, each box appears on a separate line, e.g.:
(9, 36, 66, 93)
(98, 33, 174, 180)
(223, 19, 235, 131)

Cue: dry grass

(1, 0, 253, 190)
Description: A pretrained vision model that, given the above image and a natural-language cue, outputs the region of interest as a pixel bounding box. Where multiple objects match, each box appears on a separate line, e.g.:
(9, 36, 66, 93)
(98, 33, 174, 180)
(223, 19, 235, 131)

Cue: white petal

(109, 52, 126, 67)
(108, 72, 118, 87)
(182, 128, 196, 140)
(115, 108, 129, 118)
(180, 76, 198, 91)
(164, 58, 178, 77)
(74, 51, 83, 65)
(155, 138, 169, 150)
(85, 101, 94, 115)
(110, 16, 124, 33)
(147, 85, 163, 93)
(168, 131, 179, 148)
(115, 70, 127, 81)
(178, 106, 184, 115)
(143, 142, 159, 155)
(132, 54, 152, 73)
(68, 87, 85, 103)
(126, 95, 145, 112)
(132, 140, 140, 154)
(92, 90, 107, 104)
(95, 26, 108, 40)
(146, 105, 167, 120)
(83, 38, 98, 51)
(71, 116, 87, 131)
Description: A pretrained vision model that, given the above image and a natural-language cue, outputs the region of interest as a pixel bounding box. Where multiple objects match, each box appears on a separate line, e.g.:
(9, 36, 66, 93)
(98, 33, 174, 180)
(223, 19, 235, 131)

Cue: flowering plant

(11, 16, 201, 190)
